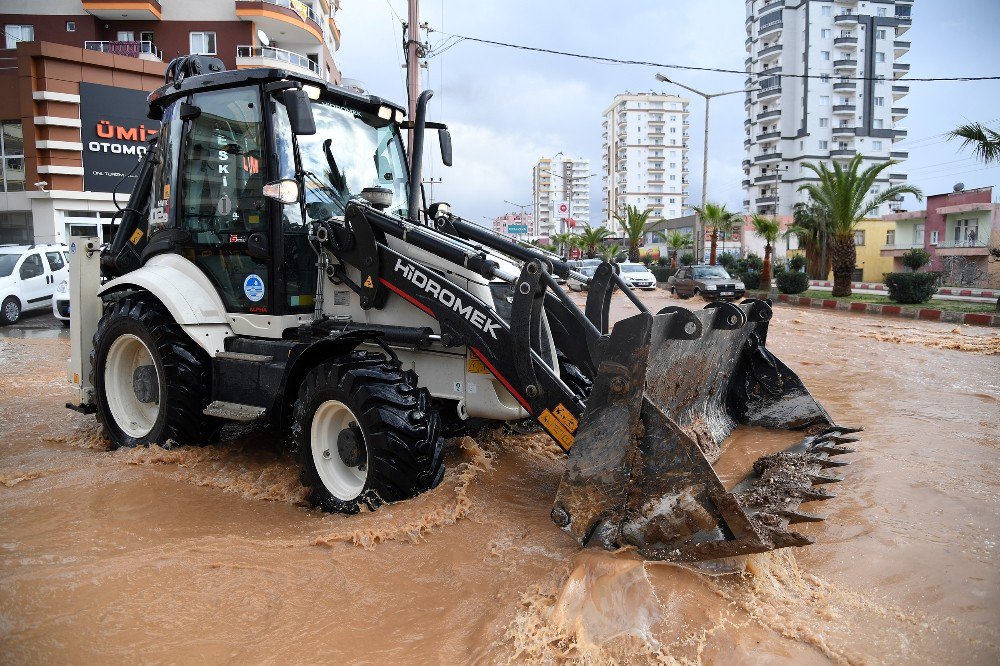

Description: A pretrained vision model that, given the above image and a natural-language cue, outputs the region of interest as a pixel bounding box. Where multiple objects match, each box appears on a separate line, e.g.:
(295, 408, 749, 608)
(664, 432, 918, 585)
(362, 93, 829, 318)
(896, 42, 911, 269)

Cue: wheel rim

(4, 300, 18, 321)
(104, 334, 160, 438)
(311, 400, 369, 501)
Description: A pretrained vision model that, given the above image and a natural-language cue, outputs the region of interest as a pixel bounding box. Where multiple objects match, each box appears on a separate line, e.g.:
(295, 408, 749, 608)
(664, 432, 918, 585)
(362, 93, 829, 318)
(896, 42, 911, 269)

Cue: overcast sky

(336, 0, 1000, 226)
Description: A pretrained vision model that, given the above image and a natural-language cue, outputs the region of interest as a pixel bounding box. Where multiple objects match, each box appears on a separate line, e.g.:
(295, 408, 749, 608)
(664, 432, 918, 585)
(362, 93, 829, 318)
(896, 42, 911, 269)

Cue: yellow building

(825, 218, 896, 283)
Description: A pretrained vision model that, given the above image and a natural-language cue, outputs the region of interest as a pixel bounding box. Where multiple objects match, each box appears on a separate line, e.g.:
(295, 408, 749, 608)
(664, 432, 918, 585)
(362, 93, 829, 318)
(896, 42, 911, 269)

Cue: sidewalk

(809, 280, 997, 300)
(751, 290, 1000, 328)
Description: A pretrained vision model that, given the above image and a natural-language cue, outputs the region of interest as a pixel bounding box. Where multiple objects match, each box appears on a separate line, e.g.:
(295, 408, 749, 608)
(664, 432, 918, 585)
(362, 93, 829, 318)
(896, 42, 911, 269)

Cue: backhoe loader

(65, 56, 858, 562)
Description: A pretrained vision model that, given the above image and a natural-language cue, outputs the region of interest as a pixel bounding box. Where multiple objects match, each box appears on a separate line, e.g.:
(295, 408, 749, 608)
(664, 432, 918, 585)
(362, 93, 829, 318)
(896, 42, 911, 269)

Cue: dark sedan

(666, 264, 746, 301)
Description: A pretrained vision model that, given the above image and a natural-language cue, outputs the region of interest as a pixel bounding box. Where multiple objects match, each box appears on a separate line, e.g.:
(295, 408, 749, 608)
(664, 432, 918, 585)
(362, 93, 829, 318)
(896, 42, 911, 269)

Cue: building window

(819, 118, 829, 127)
(819, 95, 830, 106)
(190, 31, 217, 55)
(821, 6, 832, 17)
(821, 51, 831, 61)
(876, 29, 886, 39)
(0, 121, 24, 193)
(886, 229, 895, 246)
(874, 97, 885, 107)
(873, 140, 883, 150)
(821, 29, 831, 39)
(117, 31, 135, 41)
(821, 74, 830, 83)
(877, 7, 887, 17)
(66, 21, 76, 32)
(874, 119, 884, 129)
(929, 230, 939, 245)
(853, 230, 865, 246)
(876, 52, 886, 63)
(4, 24, 34, 49)
(819, 140, 829, 149)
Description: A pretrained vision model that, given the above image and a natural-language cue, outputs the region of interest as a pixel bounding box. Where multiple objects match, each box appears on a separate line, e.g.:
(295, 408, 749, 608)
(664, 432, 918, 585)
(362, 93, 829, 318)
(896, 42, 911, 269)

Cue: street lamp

(503, 199, 532, 238)
(655, 73, 751, 262)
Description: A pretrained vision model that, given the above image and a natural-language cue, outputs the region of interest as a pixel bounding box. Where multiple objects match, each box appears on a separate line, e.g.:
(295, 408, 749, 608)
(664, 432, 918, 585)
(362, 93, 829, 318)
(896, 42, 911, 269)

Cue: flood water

(1, 293, 998, 664)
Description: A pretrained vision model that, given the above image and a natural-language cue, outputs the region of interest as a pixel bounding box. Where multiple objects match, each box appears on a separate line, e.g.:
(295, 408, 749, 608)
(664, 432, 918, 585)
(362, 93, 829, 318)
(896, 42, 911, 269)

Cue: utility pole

(422, 177, 442, 203)
(405, 0, 420, 160)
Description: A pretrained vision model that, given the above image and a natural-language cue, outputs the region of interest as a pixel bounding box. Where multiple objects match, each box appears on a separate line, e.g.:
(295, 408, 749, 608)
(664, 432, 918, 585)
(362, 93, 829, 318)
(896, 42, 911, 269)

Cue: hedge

(883, 272, 940, 304)
(777, 270, 810, 294)
(651, 267, 675, 283)
(737, 269, 761, 290)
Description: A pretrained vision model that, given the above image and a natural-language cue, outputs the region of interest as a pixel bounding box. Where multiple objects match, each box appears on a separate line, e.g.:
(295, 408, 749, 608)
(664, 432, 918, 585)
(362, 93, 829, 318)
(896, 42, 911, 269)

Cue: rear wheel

(293, 354, 445, 513)
(91, 294, 216, 449)
(1, 296, 20, 325)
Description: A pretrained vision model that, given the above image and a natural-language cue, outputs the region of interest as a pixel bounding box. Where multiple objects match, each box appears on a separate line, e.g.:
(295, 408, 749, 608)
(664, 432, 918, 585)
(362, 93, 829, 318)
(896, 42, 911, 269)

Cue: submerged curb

(750, 291, 1000, 328)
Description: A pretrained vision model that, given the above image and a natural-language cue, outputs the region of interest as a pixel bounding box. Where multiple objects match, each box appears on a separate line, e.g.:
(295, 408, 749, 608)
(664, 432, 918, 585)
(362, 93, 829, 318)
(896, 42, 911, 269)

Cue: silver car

(667, 264, 745, 301)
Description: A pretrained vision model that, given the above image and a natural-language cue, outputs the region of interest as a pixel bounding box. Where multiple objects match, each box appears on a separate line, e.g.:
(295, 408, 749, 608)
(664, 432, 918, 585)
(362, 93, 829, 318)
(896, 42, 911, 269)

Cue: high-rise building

(0, 0, 342, 244)
(602, 93, 691, 233)
(743, 0, 912, 217)
(532, 156, 590, 238)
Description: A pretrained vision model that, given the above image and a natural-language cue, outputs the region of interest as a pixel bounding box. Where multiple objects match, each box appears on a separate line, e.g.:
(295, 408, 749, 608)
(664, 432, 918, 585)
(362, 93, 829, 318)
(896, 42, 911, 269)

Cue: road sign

(556, 201, 569, 217)
(507, 224, 528, 234)
(569, 248, 582, 260)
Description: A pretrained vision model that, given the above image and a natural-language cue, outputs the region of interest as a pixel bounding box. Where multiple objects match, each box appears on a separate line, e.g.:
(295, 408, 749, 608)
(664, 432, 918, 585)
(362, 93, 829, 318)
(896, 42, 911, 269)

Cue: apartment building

(0, 0, 341, 244)
(532, 156, 590, 238)
(491, 211, 534, 238)
(601, 92, 690, 233)
(743, 0, 912, 217)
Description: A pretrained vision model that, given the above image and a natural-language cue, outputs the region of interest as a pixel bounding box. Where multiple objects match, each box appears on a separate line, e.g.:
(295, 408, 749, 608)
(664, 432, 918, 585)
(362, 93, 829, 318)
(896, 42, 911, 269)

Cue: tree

(750, 214, 781, 286)
(901, 248, 931, 271)
(601, 243, 624, 263)
(948, 122, 1000, 165)
(613, 204, 653, 262)
(576, 225, 610, 259)
(665, 231, 692, 269)
(785, 201, 830, 280)
(549, 232, 575, 257)
(692, 202, 740, 265)
(799, 155, 923, 296)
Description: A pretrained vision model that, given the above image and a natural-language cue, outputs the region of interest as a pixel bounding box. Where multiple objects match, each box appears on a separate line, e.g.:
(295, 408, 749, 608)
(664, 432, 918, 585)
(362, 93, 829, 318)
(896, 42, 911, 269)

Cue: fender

(98, 253, 233, 355)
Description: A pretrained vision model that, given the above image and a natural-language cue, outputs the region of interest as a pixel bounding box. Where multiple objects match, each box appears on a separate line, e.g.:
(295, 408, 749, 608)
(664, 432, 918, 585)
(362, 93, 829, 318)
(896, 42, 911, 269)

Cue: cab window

(179, 87, 269, 313)
(45, 251, 65, 272)
(19, 253, 43, 279)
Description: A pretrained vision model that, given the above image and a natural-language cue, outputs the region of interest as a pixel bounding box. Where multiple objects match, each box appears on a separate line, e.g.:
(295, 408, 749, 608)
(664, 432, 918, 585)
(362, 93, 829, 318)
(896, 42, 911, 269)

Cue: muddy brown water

(1, 293, 997, 664)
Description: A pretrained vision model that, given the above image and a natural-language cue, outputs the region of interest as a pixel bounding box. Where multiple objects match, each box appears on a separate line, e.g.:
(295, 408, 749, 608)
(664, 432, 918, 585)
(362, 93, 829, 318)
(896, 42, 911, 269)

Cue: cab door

(177, 86, 272, 314)
(17, 252, 49, 310)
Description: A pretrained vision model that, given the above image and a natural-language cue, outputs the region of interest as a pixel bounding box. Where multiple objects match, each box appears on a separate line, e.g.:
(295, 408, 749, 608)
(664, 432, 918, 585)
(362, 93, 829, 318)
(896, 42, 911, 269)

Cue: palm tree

(613, 204, 653, 262)
(665, 231, 692, 269)
(948, 122, 1000, 164)
(576, 225, 610, 259)
(750, 214, 781, 286)
(799, 155, 923, 297)
(692, 202, 740, 265)
(601, 243, 623, 263)
(550, 232, 575, 257)
(785, 201, 830, 280)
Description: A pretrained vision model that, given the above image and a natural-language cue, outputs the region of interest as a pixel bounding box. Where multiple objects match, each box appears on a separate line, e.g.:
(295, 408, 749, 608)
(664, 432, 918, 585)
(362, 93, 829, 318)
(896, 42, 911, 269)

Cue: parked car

(567, 264, 598, 291)
(53, 277, 70, 326)
(617, 262, 657, 290)
(667, 264, 745, 301)
(0, 244, 69, 325)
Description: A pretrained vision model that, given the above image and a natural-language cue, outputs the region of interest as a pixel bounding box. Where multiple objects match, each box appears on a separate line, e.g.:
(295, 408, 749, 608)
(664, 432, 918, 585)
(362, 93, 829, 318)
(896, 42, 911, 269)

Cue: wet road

(1, 292, 997, 663)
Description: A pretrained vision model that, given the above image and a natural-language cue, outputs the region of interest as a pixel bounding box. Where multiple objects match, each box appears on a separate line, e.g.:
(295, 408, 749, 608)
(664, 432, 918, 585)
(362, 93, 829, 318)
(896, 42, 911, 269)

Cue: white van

(0, 244, 70, 324)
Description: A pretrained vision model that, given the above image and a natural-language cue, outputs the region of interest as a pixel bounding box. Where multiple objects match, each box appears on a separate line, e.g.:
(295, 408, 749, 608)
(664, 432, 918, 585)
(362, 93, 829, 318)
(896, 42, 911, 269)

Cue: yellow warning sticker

(129, 228, 144, 245)
(363, 276, 374, 288)
(539, 409, 575, 450)
(163, 184, 170, 199)
(466, 356, 490, 374)
(553, 403, 579, 433)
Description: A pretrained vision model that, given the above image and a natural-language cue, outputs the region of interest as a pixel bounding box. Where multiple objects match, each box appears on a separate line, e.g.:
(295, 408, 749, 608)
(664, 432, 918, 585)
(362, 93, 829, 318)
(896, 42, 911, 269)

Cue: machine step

(215, 351, 273, 362)
(203, 401, 266, 421)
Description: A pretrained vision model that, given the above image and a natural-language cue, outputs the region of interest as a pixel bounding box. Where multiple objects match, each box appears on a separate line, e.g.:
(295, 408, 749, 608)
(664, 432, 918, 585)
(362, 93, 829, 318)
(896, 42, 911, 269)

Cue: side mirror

(282, 88, 316, 135)
(438, 128, 453, 167)
(247, 232, 269, 261)
(263, 179, 300, 205)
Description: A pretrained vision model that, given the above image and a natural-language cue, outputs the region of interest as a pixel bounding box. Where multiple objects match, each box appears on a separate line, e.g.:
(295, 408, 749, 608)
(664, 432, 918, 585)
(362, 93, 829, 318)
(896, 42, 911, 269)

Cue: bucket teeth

(796, 487, 837, 502)
(811, 456, 851, 469)
(827, 435, 861, 445)
(810, 473, 844, 485)
(779, 509, 827, 524)
(819, 425, 863, 436)
(815, 444, 856, 456)
(770, 529, 815, 548)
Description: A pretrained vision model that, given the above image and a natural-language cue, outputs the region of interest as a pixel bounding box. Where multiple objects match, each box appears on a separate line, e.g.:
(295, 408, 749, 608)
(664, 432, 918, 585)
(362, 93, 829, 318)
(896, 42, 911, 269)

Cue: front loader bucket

(551, 299, 859, 563)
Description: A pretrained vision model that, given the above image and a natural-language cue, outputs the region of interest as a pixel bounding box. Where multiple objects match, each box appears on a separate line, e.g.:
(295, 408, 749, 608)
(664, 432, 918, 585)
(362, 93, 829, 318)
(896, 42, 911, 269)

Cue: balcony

(935, 241, 989, 257)
(833, 104, 856, 114)
(892, 106, 909, 118)
(834, 12, 858, 25)
(84, 40, 162, 61)
(755, 152, 782, 163)
(889, 173, 907, 181)
(82, 0, 161, 20)
(759, 20, 784, 38)
(832, 125, 856, 136)
(758, 43, 783, 60)
(742, 159, 752, 169)
(758, 85, 782, 101)
(831, 149, 857, 159)
(755, 174, 779, 183)
(235, 0, 324, 44)
(893, 62, 911, 79)
(834, 36, 858, 48)
(757, 108, 782, 121)
(890, 151, 909, 159)
(756, 196, 778, 205)
(880, 242, 923, 257)
(833, 81, 857, 92)
(236, 45, 320, 77)
(894, 40, 911, 57)
(833, 58, 858, 71)
(757, 130, 781, 143)
(893, 85, 910, 99)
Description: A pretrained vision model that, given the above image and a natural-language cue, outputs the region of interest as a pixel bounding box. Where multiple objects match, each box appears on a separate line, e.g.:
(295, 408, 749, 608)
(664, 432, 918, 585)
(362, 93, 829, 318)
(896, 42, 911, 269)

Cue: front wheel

(1, 296, 20, 325)
(90, 294, 216, 449)
(293, 355, 445, 513)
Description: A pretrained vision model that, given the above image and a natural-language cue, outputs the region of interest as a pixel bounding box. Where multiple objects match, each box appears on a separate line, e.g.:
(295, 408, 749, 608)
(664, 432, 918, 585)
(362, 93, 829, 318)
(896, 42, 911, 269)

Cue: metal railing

(937, 240, 988, 249)
(84, 40, 162, 61)
(236, 45, 320, 75)
(236, 0, 321, 28)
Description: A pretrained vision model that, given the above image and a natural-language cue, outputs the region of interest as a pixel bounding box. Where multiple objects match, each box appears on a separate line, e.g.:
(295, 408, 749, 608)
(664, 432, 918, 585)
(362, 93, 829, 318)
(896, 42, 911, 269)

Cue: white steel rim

(104, 333, 160, 438)
(311, 400, 369, 501)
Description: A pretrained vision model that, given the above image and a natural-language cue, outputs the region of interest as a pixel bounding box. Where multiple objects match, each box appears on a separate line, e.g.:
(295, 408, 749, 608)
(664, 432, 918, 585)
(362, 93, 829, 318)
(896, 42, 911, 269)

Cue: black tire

(61, 319, 71, 328)
(1, 296, 20, 325)
(293, 353, 445, 514)
(90, 293, 216, 449)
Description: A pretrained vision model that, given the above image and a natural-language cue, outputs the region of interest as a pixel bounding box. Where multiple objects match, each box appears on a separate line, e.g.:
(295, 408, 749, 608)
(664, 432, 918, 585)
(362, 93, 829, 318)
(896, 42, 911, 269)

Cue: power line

(427, 29, 1000, 84)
